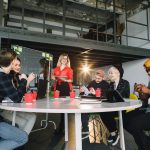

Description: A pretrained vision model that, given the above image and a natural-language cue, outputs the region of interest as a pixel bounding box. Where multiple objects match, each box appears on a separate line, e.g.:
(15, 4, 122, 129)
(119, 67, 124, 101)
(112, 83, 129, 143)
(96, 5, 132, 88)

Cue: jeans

(0, 122, 28, 150)
(1, 111, 36, 134)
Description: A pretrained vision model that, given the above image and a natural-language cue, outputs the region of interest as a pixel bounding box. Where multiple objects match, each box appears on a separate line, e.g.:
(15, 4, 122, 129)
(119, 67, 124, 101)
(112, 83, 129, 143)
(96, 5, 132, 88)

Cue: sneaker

(107, 133, 120, 146)
(107, 135, 113, 143)
(112, 134, 120, 146)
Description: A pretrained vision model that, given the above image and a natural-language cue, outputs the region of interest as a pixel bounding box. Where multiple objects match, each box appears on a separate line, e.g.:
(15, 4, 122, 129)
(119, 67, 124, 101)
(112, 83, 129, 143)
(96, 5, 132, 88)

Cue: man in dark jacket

(80, 69, 110, 97)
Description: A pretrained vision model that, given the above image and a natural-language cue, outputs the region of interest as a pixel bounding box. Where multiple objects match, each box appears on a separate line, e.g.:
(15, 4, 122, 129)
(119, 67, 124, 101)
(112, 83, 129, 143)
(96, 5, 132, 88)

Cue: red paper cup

(54, 91, 60, 98)
(24, 93, 33, 104)
(95, 89, 101, 97)
(32, 91, 37, 102)
(70, 91, 75, 99)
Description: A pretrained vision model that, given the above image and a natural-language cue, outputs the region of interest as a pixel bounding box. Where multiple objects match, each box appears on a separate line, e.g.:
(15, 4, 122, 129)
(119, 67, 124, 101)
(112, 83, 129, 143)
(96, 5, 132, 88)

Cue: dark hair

(39, 58, 49, 68)
(16, 57, 21, 63)
(0, 49, 17, 67)
(11, 57, 21, 88)
(113, 64, 124, 79)
(39, 58, 49, 80)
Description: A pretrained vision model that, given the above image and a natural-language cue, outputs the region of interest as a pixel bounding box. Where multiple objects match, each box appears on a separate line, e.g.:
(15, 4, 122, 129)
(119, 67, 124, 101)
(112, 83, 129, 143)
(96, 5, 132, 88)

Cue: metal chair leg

(32, 113, 56, 132)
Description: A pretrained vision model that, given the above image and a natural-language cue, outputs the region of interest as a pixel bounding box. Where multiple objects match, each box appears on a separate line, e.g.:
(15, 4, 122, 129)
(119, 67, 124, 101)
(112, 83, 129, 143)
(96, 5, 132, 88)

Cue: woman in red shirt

(49, 54, 73, 149)
(54, 53, 73, 96)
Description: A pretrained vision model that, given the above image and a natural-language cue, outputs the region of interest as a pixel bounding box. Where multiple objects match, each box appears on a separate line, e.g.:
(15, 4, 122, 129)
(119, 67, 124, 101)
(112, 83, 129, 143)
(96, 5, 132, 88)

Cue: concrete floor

(25, 113, 138, 150)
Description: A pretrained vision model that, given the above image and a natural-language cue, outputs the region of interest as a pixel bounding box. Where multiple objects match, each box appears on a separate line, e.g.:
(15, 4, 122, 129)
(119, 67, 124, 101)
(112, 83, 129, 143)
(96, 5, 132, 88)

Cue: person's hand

(134, 84, 142, 92)
(89, 87, 95, 95)
(141, 85, 150, 94)
(19, 74, 27, 80)
(27, 73, 35, 83)
(51, 75, 55, 80)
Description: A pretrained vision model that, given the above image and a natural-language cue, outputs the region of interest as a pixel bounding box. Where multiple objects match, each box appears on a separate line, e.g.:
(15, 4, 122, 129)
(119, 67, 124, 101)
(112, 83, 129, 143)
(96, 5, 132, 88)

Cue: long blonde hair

(57, 53, 71, 67)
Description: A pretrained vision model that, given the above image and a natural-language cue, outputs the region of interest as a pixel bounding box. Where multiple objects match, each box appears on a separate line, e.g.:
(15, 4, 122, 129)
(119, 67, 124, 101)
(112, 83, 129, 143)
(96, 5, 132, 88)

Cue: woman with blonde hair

(53, 53, 73, 96)
(48, 53, 73, 150)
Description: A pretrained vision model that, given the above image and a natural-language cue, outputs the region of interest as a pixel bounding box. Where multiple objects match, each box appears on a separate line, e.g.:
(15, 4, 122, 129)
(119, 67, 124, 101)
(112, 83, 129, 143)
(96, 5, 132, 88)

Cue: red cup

(24, 93, 33, 104)
(32, 91, 37, 102)
(95, 89, 101, 97)
(54, 91, 60, 98)
(70, 91, 75, 99)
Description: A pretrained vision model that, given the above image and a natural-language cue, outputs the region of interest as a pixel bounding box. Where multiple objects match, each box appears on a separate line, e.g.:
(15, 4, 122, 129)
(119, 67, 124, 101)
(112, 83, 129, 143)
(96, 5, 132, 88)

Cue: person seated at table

(101, 64, 150, 150)
(0, 52, 35, 102)
(79, 69, 110, 97)
(39, 58, 49, 80)
(37, 58, 49, 99)
(100, 64, 130, 146)
(80, 69, 110, 132)
(134, 59, 150, 107)
(1, 57, 36, 135)
(124, 58, 150, 150)
(0, 49, 28, 150)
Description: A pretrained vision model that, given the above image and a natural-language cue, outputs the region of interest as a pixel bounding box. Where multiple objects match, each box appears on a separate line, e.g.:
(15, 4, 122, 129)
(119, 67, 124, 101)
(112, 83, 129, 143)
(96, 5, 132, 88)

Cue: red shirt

(54, 67, 73, 91)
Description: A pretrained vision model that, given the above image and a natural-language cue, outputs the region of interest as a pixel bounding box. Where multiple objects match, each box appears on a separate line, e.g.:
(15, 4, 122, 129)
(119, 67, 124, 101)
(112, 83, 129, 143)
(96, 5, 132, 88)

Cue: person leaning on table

(100, 64, 130, 146)
(101, 63, 150, 150)
(79, 69, 110, 97)
(0, 49, 28, 150)
(1, 57, 36, 135)
(79, 69, 110, 131)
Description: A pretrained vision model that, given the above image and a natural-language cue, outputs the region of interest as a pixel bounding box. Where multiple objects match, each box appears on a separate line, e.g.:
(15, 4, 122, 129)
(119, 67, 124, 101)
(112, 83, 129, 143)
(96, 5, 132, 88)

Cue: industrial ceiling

(1, 0, 150, 69)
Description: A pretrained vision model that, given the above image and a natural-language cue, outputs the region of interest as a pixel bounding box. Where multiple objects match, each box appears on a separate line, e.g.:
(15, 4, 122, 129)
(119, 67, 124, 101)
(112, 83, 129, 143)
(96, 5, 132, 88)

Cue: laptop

(106, 90, 124, 103)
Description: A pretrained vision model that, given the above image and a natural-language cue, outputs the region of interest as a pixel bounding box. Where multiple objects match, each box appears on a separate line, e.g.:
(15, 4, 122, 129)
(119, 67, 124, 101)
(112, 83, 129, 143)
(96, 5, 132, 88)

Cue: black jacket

(81, 80, 110, 97)
(110, 78, 130, 98)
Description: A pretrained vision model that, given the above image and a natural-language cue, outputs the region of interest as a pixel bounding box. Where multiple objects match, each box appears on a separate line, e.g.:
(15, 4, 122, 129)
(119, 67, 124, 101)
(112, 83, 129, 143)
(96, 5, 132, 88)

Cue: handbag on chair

(88, 114, 109, 145)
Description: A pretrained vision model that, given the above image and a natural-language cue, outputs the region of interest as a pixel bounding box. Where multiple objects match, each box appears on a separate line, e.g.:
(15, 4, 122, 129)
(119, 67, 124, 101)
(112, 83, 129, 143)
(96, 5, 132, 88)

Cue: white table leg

(119, 111, 125, 150)
(65, 113, 68, 142)
(75, 113, 82, 150)
(12, 111, 16, 126)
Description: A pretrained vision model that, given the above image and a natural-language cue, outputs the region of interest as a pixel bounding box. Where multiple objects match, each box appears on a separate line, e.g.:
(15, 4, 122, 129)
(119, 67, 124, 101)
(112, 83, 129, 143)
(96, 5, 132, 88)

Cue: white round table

(0, 98, 142, 150)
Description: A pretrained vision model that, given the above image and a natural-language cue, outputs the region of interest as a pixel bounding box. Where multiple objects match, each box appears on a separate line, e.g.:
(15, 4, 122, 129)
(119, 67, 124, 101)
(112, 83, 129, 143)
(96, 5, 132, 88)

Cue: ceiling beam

(1, 26, 150, 57)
